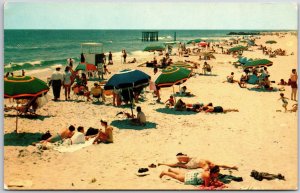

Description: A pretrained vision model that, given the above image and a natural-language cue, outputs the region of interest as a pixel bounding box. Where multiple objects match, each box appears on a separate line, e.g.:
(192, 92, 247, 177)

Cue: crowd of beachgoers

(4, 31, 298, 190)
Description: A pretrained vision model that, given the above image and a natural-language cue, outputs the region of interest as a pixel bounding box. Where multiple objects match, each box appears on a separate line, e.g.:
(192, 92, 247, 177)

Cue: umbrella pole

(172, 85, 176, 103)
(128, 88, 134, 118)
(15, 110, 18, 133)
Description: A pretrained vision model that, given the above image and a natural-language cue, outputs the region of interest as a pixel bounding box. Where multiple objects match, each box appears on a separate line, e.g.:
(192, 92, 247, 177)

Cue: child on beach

(165, 95, 175, 108)
(278, 93, 289, 112)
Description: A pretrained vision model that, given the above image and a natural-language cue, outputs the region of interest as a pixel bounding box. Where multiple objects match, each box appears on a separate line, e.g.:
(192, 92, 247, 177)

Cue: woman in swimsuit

(202, 103, 239, 113)
(159, 166, 221, 186)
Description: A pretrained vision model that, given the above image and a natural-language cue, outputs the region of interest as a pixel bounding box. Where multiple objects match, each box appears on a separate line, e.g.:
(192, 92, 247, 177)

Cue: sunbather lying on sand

(41, 125, 75, 143)
(158, 153, 238, 171)
(159, 166, 222, 186)
(201, 103, 239, 113)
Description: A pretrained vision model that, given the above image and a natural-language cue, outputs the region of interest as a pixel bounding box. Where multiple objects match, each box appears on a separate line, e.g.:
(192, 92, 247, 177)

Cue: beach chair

(72, 86, 87, 101)
(5, 97, 38, 116)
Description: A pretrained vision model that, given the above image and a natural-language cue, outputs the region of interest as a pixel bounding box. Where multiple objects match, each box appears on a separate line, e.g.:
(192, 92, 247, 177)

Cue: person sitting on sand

(91, 82, 106, 102)
(123, 106, 147, 126)
(288, 103, 298, 112)
(174, 99, 186, 111)
(179, 86, 192, 96)
(238, 70, 249, 88)
(165, 95, 175, 108)
(70, 126, 86, 144)
(278, 93, 289, 112)
(202, 61, 211, 74)
(223, 72, 238, 83)
(93, 120, 113, 144)
(278, 79, 288, 85)
(201, 103, 239, 113)
(42, 125, 75, 143)
(128, 58, 137, 63)
(158, 153, 238, 171)
(159, 166, 221, 186)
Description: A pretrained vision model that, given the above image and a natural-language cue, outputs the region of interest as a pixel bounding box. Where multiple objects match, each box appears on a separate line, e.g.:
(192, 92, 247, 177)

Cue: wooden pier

(142, 31, 159, 41)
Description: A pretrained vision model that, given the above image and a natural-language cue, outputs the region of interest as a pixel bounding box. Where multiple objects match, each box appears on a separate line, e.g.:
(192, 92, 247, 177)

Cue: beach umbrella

(198, 41, 208, 47)
(143, 45, 165, 52)
(171, 61, 194, 69)
(104, 69, 150, 117)
(198, 52, 216, 60)
(104, 69, 150, 90)
(228, 45, 247, 53)
(75, 63, 97, 71)
(243, 59, 273, 69)
(187, 39, 202, 44)
(266, 40, 277, 44)
(4, 76, 49, 132)
(155, 66, 191, 88)
(4, 76, 49, 99)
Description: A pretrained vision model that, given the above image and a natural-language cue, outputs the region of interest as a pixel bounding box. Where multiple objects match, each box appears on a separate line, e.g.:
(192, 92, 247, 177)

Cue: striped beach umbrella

(155, 66, 192, 88)
(171, 61, 194, 69)
(243, 59, 273, 69)
(4, 76, 49, 99)
(198, 41, 208, 47)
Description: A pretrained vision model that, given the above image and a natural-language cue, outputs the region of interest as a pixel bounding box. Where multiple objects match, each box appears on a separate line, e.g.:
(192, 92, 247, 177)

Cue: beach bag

(86, 127, 99, 136)
(41, 131, 52, 140)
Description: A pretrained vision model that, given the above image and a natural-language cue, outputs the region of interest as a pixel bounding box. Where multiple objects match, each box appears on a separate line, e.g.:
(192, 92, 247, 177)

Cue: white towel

(53, 137, 96, 153)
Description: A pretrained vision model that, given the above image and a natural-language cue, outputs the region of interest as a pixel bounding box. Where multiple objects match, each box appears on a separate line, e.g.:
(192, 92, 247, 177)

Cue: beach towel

(53, 137, 96, 153)
(198, 180, 227, 190)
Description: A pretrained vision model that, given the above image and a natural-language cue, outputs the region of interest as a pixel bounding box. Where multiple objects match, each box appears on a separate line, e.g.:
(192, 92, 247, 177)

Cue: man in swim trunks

(43, 125, 75, 143)
(290, 69, 298, 101)
(201, 103, 239, 113)
(158, 153, 238, 171)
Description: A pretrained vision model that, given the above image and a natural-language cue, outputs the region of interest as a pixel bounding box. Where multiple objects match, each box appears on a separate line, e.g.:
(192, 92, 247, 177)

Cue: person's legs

(292, 88, 297, 101)
(157, 163, 187, 168)
(168, 168, 186, 175)
(159, 171, 185, 182)
(223, 109, 239, 113)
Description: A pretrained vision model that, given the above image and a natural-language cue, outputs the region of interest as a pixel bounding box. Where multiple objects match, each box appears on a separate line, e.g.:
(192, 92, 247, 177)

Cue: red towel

(197, 180, 227, 190)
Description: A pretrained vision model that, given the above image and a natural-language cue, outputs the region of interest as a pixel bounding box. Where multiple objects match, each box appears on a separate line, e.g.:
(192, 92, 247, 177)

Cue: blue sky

(4, 2, 298, 29)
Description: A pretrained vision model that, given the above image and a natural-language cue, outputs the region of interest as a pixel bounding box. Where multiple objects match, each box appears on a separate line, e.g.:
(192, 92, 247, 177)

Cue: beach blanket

(53, 137, 96, 153)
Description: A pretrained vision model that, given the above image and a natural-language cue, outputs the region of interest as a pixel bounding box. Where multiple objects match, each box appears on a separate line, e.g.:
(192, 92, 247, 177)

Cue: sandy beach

(3, 32, 298, 190)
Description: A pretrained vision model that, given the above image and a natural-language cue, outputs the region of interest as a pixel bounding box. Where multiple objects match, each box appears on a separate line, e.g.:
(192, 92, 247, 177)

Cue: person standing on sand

(290, 69, 298, 101)
(278, 93, 289, 112)
(50, 65, 63, 101)
(63, 66, 72, 101)
(108, 51, 113, 64)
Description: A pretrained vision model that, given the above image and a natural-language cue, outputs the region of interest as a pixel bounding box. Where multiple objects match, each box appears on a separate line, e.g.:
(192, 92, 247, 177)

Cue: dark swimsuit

(213, 106, 223, 113)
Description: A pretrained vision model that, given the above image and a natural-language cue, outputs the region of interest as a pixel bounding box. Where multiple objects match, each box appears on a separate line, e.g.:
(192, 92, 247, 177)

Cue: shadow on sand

(4, 114, 54, 121)
(4, 132, 43, 146)
(247, 87, 279, 92)
(110, 119, 157, 130)
(156, 108, 197, 115)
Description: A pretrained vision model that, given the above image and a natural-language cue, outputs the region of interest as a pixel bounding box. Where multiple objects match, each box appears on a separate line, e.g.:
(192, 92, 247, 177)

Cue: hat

(135, 168, 150, 177)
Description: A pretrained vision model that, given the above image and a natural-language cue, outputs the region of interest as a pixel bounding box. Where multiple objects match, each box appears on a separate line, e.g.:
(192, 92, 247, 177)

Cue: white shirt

(51, 71, 64, 81)
(71, 132, 85, 144)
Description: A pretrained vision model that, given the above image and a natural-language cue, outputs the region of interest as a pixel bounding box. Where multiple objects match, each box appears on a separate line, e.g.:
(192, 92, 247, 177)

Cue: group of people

(40, 120, 113, 145)
(158, 153, 238, 186)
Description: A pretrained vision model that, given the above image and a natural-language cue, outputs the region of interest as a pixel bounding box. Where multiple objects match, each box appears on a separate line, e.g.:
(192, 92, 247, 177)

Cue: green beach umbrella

(228, 45, 247, 53)
(4, 76, 49, 99)
(155, 66, 192, 88)
(243, 59, 273, 69)
(187, 39, 202, 44)
(266, 40, 277, 44)
(143, 45, 165, 52)
(171, 61, 194, 69)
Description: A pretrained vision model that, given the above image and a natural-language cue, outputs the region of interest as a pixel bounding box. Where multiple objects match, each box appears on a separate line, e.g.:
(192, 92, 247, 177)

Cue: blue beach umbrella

(104, 69, 150, 90)
(104, 69, 150, 116)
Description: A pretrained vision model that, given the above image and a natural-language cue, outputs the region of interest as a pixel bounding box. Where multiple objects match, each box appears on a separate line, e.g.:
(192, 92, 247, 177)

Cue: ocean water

(4, 29, 275, 72)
